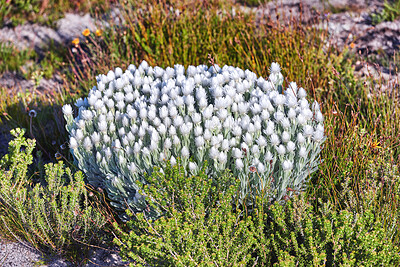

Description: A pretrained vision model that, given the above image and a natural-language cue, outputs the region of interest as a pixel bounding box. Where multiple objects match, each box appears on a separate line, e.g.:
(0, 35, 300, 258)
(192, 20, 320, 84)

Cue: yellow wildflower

(82, 28, 90, 37)
(350, 42, 355, 49)
(95, 29, 103, 36)
(71, 38, 80, 46)
(371, 140, 382, 150)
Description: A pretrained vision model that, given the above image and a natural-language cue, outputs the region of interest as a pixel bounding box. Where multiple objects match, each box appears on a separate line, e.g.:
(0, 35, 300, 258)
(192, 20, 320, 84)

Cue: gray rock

(56, 13, 97, 43)
(0, 24, 62, 50)
(0, 238, 132, 267)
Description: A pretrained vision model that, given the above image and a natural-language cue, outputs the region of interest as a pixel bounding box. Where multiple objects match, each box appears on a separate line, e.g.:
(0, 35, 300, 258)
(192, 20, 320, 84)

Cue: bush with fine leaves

(113, 159, 262, 266)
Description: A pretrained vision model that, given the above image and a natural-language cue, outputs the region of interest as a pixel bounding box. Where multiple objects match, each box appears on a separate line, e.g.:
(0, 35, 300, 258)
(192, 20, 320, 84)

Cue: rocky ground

(0, 0, 399, 266)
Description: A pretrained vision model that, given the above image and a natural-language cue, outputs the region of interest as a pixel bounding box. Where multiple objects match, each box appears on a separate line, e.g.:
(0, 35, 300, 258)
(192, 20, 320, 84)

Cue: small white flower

(276, 144, 286, 155)
(303, 125, 314, 138)
(170, 156, 177, 166)
(274, 111, 285, 122)
(281, 118, 291, 129)
(189, 162, 198, 171)
(221, 139, 230, 151)
(192, 113, 202, 124)
(282, 160, 293, 171)
(173, 135, 180, 145)
(313, 130, 324, 142)
(75, 129, 84, 141)
(164, 138, 172, 149)
(299, 146, 307, 158)
(209, 147, 219, 159)
(181, 146, 190, 158)
(315, 111, 324, 122)
(264, 151, 273, 162)
(270, 134, 280, 146)
(174, 116, 184, 127)
(297, 87, 307, 98)
(297, 113, 307, 125)
(91, 132, 101, 145)
(62, 104, 73, 116)
(83, 137, 92, 151)
(235, 158, 244, 169)
(281, 131, 290, 143)
(244, 132, 253, 145)
(204, 129, 212, 140)
(270, 62, 281, 74)
(69, 137, 78, 149)
(286, 141, 296, 153)
(288, 108, 296, 119)
(251, 144, 260, 155)
(297, 133, 306, 144)
(195, 136, 205, 147)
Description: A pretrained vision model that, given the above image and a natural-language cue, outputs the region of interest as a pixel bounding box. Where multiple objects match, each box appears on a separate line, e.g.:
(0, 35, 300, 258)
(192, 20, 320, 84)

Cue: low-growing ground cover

(0, 0, 399, 266)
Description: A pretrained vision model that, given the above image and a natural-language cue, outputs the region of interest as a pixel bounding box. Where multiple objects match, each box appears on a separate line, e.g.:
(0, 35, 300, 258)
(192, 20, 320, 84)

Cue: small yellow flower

(371, 141, 382, 149)
(95, 29, 102, 36)
(350, 42, 355, 49)
(82, 28, 90, 37)
(72, 38, 80, 46)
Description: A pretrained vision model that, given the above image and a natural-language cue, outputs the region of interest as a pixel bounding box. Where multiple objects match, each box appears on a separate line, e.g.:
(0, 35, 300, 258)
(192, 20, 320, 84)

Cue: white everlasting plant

(63, 61, 325, 220)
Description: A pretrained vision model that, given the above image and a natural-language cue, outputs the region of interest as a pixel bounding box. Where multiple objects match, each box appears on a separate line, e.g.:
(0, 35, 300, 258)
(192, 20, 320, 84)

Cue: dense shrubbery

(0, 128, 109, 264)
(113, 159, 400, 266)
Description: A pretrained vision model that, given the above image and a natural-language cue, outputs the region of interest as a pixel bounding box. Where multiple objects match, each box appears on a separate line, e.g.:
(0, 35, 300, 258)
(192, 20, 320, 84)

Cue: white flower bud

(270, 134, 280, 146)
(173, 135, 180, 145)
(297, 133, 306, 144)
(203, 129, 212, 140)
(164, 138, 172, 149)
(286, 141, 296, 153)
(169, 125, 177, 136)
(299, 146, 307, 158)
(218, 152, 227, 164)
(276, 144, 286, 155)
(170, 156, 177, 166)
(313, 130, 324, 142)
(195, 136, 205, 148)
(281, 131, 290, 143)
(297, 113, 306, 125)
(264, 151, 273, 162)
(69, 137, 78, 149)
(282, 160, 293, 171)
(244, 132, 253, 145)
(270, 62, 281, 74)
(83, 137, 92, 151)
(257, 136, 267, 147)
(209, 147, 219, 159)
(62, 104, 73, 116)
(315, 110, 324, 122)
(221, 139, 230, 151)
(91, 132, 101, 145)
(251, 144, 260, 155)
(75, 129, 84, 141)
(235, 158, 244, 169)
(189, 162, 197, 171)
(297, 87, 307, 98)
(288, 108, 296, 119)
(274, 111, 285, 122)
(303, 125, 313, 138)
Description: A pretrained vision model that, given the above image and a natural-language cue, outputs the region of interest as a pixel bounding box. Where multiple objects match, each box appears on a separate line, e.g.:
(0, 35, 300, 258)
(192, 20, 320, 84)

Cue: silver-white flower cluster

(63, 61, 325, 220)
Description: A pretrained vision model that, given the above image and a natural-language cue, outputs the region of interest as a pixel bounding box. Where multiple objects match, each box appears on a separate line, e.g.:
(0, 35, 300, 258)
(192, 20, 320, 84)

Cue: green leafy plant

(113, 159, 262, 266)
(0, 128, 109, 264)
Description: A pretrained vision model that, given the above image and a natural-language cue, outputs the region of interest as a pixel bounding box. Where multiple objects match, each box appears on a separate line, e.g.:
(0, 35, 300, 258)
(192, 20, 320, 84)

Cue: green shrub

(113, 157, 400, 266)
(268, 194, 400, 266)
(0, 128, 109, 264)
(113, 159, 263, 266)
